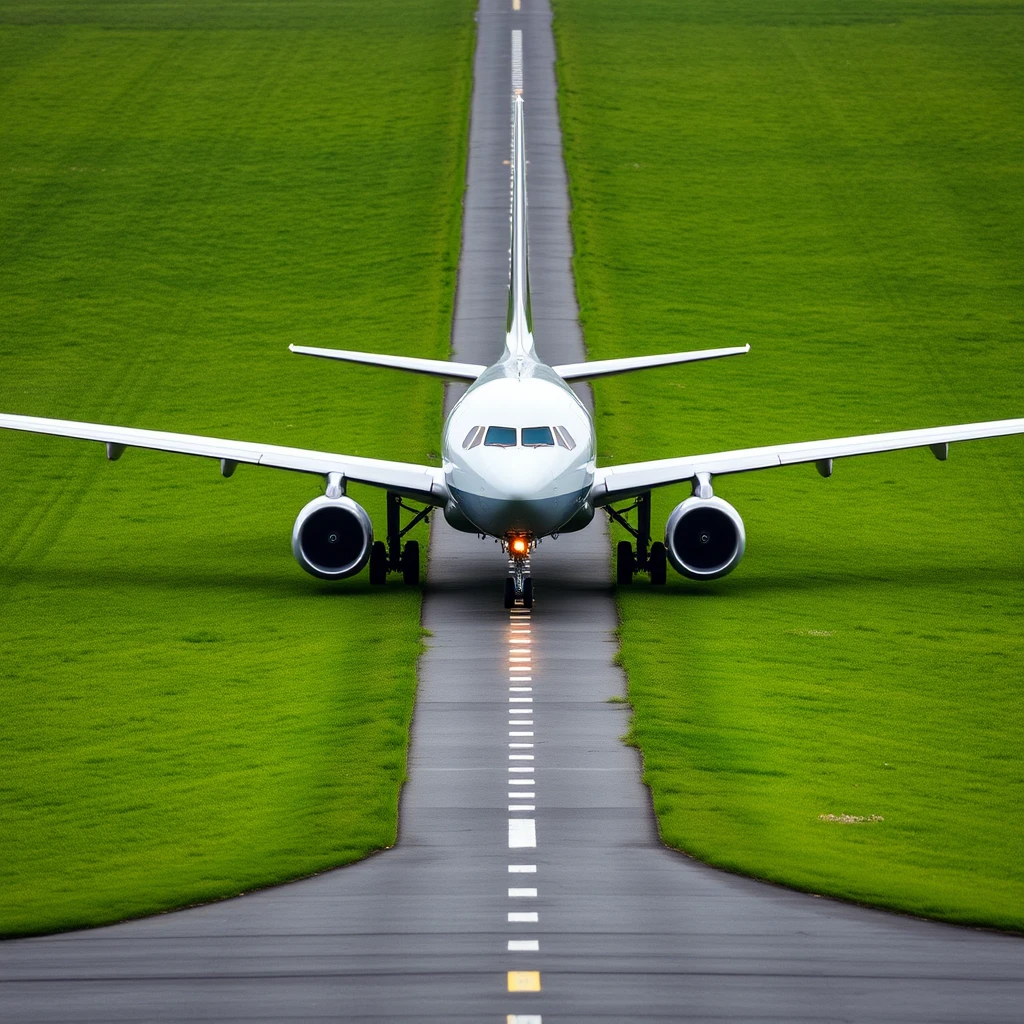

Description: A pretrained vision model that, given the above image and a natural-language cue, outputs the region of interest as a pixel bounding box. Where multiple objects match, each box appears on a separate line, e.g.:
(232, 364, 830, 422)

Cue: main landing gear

(369, 491, 431, 586)
(606, 491, 666, 586)
(503, 536, 534, 609)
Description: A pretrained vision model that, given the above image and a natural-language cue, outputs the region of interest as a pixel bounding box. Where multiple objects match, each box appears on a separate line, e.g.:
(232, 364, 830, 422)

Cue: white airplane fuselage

(442, 357, 596, 540)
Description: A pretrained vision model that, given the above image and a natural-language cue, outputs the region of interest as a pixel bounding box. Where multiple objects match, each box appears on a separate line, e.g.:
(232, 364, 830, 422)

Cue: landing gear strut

(606, 491, 666, 586)
(504, 538, 533, 608)
(369, 491, 430, 585)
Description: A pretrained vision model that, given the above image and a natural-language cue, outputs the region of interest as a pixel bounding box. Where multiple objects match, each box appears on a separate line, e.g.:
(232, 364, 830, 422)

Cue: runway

(2, 0, 1023, 1020)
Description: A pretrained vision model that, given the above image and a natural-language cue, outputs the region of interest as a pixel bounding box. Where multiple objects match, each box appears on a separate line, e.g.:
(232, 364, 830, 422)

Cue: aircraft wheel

(369, 541, 388, 585)
(522, 576, 533, 609)
(503, 577, 516, 609)
(648, 542, 667, 585)
(402, 541, 420, 585)
(616, 540, 635, 585)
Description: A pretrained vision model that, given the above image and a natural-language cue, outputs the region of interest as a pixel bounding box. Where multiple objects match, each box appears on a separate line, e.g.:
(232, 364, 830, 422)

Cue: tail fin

(505, 92, 535, 360)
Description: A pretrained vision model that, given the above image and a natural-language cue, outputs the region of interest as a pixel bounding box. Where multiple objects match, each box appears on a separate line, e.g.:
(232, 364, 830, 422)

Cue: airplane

(2, 93, 1023, 609)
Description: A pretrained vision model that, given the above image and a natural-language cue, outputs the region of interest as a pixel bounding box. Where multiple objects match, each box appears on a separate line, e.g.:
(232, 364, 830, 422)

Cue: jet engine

(292, 495, 373, 580)
(665, 496, 746, 581)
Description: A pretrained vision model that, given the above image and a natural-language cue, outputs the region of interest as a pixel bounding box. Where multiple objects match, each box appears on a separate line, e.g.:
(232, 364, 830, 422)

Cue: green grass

(0, 0, 474, 937)
(553, 0, 1024, 930)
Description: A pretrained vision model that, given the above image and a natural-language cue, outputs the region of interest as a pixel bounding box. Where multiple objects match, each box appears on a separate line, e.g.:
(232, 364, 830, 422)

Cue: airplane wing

(0, 413, 446, 506)
(289, 344, 486, 381)
(553, 345, 749, 381)
(591, 417, 1024, 506)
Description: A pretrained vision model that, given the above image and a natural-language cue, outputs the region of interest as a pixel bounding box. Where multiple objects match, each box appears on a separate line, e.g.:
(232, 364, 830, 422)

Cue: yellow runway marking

(507, 970, 541, 992)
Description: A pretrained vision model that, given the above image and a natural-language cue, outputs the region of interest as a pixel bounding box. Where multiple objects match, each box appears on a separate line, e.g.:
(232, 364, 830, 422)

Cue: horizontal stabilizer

(289, 345, 485, 382)
(553, 345, 750, 382)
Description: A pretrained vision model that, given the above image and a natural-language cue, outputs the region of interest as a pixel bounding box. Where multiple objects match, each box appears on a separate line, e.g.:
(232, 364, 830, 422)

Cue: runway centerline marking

(508, 912, 539, 923)
(509, 731, 534, 736)
(509, 742, 534, 748)
(508, 865, 536, 873)
(508, 819, 536, 849)
(509, 804, 535, 811)
(508, 778, 534, 785)
(509, 887, 537, 897)
(508, 939, 539, 952)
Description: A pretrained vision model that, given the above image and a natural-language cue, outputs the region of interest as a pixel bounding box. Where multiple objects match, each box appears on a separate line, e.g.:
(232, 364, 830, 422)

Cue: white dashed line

(509, 792, 535, 799)
(507, 1016, 542, 1024)
(508, 779, 534, 786)
(508, 766, 534, 773)
(509, 686, 532, 692)
(508, 939, 539, 951)
(509, 755, 534, 761)
(509, 697, 532, 702)
(508, 912, 539, 923)
(509, 743, 534, 748)
(509, 731, 534, 736)
(508, 819, 536, 848)
(508, 864, 536, 873)
(509, 804, 535, 811)
(510, 676, 533, 682)
(509, 887, 538, 897)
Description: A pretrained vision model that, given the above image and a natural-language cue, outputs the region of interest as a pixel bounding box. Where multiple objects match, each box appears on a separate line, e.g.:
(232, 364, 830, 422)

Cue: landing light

(511, 537, 528, 555)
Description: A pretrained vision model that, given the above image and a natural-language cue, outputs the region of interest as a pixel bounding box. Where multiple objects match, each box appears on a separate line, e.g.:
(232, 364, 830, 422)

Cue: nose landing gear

(503, 535, 534, 608)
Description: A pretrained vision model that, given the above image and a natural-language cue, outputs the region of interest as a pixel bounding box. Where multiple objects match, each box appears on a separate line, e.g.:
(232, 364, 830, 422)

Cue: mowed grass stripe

(0, 0, 474, 937)
(553, 0, 1024, 930)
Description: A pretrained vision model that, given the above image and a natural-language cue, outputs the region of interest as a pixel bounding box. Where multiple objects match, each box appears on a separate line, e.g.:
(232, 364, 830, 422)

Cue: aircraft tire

(503, 577, 516, 609)
(648, 542, 667, 585)
(616, 540, 635, 585)
(402, 541, 420, 585)
(522, 576, 533, 609)
(369, 541, 388, 585)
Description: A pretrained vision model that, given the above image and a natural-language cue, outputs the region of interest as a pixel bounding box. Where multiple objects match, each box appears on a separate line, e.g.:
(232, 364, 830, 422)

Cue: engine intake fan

(665, 495, 746, 581)
(292, 495, 373, 580)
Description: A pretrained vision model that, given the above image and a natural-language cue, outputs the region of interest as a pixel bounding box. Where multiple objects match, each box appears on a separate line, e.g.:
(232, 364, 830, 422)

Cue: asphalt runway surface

(2, 1, 1023, 1020)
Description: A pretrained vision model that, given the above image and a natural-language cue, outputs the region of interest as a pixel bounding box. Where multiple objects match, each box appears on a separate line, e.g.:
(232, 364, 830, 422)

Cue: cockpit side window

(463, 425, 485, 449)
(553, 426, 576, 450)
(484, 425, 517, 447)
(522, 426, 555, 447)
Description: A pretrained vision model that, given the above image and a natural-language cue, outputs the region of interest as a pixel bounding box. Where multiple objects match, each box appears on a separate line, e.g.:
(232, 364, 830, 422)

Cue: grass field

(0, 0, 474, 937)
(553, 0, 1024, 930)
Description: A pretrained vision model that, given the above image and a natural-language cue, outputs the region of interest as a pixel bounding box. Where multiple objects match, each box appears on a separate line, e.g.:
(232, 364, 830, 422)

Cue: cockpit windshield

(484, 425, 517, 447)
(461, 425, 577, 450)
(521, 426, 554, 447)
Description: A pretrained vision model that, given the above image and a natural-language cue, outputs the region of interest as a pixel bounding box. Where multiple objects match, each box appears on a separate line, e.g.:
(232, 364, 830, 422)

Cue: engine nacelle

(292, 495, 373, 580)
(665, 495, 746, 581)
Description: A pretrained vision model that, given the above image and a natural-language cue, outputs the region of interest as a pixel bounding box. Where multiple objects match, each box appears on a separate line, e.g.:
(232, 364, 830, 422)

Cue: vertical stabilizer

(505, 85, 535, 361)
